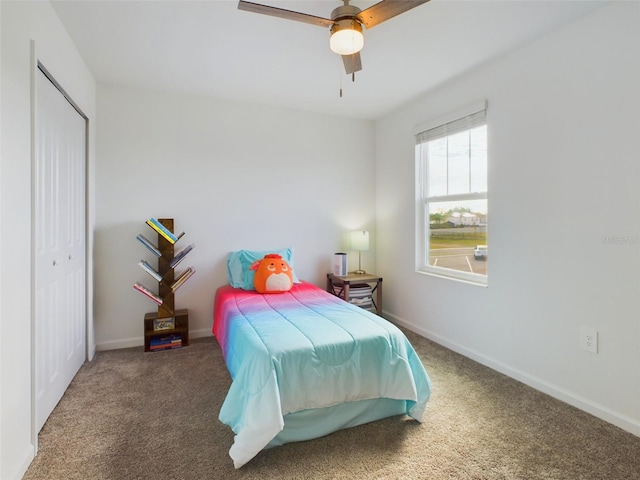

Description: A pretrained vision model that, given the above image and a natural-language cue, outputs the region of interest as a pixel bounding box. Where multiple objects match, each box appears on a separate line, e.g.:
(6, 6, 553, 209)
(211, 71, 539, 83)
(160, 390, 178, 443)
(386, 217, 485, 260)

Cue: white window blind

(416, 108, 487, 145)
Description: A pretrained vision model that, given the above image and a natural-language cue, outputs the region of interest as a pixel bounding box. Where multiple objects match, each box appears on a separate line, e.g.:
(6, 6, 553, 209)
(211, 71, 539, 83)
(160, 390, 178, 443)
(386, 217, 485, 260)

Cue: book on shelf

(150, 344, 181, 351)
(171, 267, 195, 292)
(146, 218, 182, 244)
(150, 345, 181, 351)
(136, 234, 161, 257)
(138, 260, 163, 282)
(170, 243, 195, 268)
(150, 334, 181, 345)
(149, 334, 182, 351)
(133, 282, 163, 305)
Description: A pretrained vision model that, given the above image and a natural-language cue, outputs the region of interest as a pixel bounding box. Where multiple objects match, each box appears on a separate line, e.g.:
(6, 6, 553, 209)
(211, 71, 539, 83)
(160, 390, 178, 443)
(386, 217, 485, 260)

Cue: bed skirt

(267, 397, 408, 447)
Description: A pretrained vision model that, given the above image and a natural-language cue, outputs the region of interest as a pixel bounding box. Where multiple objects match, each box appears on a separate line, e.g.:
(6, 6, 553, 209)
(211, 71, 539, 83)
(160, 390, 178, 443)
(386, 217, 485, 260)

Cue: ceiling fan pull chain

(339, 57, 343, 98)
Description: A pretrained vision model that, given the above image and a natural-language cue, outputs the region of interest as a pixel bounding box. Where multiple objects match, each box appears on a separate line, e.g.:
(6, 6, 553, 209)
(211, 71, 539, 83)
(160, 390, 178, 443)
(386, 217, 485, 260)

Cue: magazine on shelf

(133, 282, 163, 305)
(171, 267, 195, 292)
(170, 243, 195, 268)
(146, 218, 182, 244)
(138, 260, 163, 282)
(136, 234, 161, 257)
(153, 317, 175, 331)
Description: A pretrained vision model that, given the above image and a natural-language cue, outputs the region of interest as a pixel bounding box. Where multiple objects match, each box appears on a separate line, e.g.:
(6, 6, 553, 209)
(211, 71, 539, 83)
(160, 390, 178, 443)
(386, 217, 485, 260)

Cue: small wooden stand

(144, 309, 189, 352)
(327, 272, 383, 316)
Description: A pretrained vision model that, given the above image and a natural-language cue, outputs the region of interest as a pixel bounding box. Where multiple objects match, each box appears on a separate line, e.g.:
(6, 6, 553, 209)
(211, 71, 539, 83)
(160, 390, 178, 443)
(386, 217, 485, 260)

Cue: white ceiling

(51, 0, 606, 120)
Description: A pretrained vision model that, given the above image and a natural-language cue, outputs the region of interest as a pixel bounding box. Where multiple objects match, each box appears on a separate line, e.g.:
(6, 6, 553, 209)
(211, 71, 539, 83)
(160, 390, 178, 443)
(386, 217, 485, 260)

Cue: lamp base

(353, 269, 366, 274)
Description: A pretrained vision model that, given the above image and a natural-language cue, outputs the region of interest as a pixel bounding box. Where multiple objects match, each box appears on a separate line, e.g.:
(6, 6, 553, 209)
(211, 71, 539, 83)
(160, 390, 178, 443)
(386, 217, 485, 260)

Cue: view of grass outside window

(415, 104, 487, 284)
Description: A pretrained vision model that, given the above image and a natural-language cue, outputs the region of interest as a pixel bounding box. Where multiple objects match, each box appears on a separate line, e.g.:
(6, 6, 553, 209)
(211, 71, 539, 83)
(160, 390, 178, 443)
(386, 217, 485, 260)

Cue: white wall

(0, 2, 96, 479)
(376, 2, 640, 435)
(95, 85, 376, 349)
(2, 3, 636, 478)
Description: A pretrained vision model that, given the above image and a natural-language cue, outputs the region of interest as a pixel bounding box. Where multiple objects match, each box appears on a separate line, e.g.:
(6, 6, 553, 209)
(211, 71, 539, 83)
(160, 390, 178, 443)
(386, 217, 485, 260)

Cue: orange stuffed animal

(250, 253, 294, 294)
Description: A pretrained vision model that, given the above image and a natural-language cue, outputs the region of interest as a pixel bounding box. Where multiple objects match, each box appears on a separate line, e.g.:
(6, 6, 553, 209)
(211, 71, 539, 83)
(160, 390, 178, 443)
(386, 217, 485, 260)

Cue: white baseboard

(9, 444, 35, 480)
(190, 328, 214, 339)
(386, 311, 640, 438)
(95, 328, 213, 352)
(95, 337, 141, 351)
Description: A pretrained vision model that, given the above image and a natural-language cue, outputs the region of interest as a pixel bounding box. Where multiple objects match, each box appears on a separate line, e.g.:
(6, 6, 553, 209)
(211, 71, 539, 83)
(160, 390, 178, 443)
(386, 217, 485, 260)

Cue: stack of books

(334, 283, 375, 312)
(170, 244, 195, 268)
(171, 267, 195, 292)
(138, 259, 163, 282)
(136, 234, 161, 257)
(149, 334, 182, 351)
(145, 217, 184, 244)
(133, 282, 163, 306)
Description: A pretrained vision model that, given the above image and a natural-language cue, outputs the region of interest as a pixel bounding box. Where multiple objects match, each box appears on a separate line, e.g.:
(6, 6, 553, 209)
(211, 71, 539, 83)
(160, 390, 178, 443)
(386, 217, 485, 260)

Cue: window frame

(415, 101, 488, 286)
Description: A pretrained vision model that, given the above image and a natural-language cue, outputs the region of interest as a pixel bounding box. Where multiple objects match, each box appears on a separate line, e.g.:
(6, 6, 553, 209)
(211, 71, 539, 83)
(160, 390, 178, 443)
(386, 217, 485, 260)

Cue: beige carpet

(23, 330, 640, 479)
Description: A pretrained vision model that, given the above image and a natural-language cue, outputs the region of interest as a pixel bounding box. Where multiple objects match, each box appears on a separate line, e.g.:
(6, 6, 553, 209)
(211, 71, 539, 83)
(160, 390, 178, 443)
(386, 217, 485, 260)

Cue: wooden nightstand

(327, 273, 383, 315)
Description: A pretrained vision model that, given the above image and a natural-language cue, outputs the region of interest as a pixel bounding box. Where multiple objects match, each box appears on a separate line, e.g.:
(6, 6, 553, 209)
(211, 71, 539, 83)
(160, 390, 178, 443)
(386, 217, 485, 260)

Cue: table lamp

(350, 230, 369, 274)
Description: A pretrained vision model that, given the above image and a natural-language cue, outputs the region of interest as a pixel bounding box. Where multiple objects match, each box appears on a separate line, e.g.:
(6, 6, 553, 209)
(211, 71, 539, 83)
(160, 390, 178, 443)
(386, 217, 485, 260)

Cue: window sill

(416, 267, 488, 287)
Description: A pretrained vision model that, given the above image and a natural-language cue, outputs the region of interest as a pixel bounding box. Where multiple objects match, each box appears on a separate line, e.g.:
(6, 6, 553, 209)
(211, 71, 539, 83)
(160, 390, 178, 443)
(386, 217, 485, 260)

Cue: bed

(213, 274, 432, 468)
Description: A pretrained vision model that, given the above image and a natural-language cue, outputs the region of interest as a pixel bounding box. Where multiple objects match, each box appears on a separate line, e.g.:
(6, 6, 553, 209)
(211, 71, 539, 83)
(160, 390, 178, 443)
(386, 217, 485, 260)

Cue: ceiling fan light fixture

(329, 19, 364, 55)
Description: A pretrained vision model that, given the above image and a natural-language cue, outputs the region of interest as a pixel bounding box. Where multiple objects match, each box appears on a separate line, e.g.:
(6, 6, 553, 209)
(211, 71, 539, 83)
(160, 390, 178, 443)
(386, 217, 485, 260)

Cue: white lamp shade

(350, 230, 369, 251)
(330, 20, 364, 55)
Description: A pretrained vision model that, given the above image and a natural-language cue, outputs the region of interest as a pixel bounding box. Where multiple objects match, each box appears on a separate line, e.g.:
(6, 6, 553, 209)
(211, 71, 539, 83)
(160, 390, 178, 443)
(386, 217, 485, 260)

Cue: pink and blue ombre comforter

(213, 281, 432, 468)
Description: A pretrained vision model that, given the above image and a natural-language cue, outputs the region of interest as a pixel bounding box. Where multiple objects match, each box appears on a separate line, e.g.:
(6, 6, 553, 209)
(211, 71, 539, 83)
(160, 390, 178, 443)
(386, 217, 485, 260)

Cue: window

(415, 102, 488, 284)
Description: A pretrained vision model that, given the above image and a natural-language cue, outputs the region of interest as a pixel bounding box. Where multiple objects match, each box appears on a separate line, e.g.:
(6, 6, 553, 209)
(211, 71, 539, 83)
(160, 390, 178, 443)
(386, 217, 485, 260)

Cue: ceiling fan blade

(357, 0, 431, 29)
(238, 1, 334, 28)
(342, 52, 362, 75)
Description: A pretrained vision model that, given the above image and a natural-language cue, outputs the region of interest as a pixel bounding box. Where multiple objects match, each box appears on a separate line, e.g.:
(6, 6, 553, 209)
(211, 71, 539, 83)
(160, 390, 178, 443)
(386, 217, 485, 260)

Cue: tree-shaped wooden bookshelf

(134, 218, 195, 352)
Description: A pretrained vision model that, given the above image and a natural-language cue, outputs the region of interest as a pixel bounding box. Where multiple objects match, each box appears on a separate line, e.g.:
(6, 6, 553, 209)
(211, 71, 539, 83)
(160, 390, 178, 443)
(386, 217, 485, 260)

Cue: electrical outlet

(580, 326, 598, 354)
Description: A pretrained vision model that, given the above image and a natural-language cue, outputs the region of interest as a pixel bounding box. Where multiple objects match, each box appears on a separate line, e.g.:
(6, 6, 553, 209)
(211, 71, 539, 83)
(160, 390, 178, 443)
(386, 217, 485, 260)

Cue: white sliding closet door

(34, 66, 87, 432)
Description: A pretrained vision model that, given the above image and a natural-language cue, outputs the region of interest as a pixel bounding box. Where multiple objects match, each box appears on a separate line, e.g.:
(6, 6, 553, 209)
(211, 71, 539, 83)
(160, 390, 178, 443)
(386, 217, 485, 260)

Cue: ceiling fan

(238, 0, 431, 75)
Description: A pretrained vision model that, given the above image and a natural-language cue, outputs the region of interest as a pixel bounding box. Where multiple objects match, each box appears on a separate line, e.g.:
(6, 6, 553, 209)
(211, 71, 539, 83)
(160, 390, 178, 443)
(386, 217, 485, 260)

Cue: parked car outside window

(474, 245, 488, 260)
